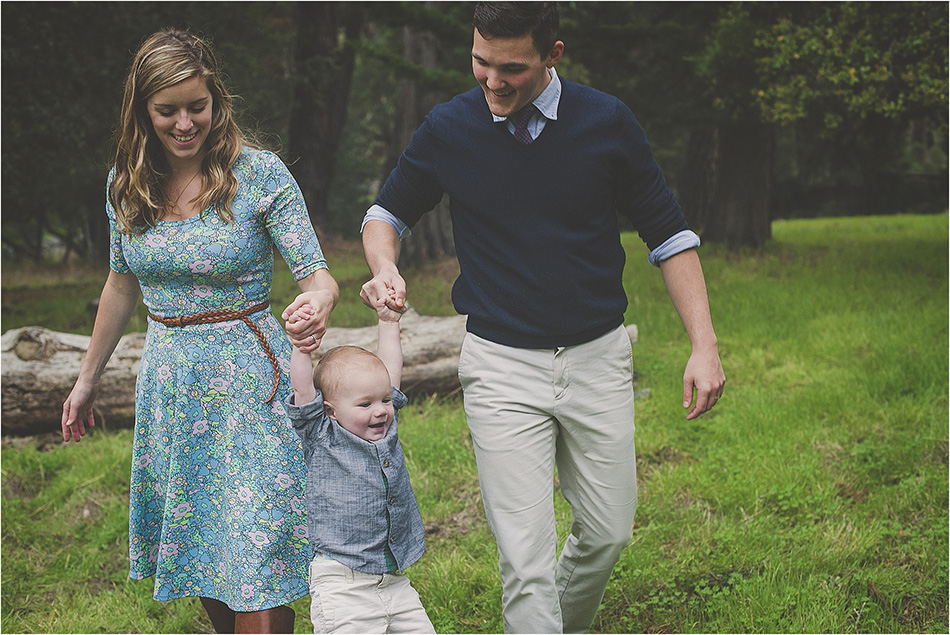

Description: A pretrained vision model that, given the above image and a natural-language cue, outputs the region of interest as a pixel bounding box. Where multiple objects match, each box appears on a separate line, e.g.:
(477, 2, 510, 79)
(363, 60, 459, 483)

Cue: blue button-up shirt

(284, 387, 425, 574)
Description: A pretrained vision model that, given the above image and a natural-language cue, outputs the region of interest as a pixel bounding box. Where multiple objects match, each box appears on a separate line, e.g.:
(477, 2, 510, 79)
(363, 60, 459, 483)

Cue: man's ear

(545, 40, 564, 68)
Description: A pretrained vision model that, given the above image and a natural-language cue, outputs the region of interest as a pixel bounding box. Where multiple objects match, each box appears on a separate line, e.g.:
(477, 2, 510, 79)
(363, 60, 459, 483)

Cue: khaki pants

(459, 326, 639, 633)
(308, 558, 434, 634)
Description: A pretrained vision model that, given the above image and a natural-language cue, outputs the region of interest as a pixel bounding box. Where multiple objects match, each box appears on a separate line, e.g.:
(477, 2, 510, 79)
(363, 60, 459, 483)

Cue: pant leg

(458, 333, 563, 634)
(381, 573, 435, 633)
(309, 559, 389, 634)
(552, 326, 639, 633)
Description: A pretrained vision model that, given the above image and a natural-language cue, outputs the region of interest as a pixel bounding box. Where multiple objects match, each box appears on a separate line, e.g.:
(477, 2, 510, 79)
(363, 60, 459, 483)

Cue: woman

(61, 29, 337, 633)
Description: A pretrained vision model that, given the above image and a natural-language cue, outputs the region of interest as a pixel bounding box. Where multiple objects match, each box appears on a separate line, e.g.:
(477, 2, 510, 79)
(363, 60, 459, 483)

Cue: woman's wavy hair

(110, 29, 246, 233)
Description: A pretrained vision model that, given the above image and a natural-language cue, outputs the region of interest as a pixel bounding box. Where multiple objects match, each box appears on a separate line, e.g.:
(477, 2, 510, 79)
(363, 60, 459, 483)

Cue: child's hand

(376, 288, 402, 323)
(287, 305, 317, 350)
(287, 304, 315, 325)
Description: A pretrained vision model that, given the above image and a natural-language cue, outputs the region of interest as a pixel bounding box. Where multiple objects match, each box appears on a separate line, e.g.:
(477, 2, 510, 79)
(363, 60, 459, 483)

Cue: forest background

(1, 2, 948, 634)
(2, 1, 947, 264)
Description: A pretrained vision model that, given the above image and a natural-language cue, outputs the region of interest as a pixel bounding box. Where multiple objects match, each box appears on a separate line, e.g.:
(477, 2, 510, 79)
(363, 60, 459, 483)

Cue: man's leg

(553, 326, 639, 633)
(458, 333, 562, 633)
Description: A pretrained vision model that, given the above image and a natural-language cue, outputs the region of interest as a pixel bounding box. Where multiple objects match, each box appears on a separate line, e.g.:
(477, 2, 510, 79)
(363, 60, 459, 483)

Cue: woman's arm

(61, 270, 141, 442)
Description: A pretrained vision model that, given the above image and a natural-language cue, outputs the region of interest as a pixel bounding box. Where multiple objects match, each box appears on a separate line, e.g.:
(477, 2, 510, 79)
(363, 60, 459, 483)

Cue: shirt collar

(491, 67, 561, 123)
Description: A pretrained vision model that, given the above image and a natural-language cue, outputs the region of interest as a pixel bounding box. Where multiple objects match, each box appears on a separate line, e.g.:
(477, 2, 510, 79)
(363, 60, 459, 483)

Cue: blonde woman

(61, 29, 337, 633)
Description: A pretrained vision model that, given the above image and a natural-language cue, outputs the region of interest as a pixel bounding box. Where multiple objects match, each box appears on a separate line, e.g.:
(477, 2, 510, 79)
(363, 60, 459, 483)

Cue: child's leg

(309, 558, 389, 633)
(381, 573, 435, 634)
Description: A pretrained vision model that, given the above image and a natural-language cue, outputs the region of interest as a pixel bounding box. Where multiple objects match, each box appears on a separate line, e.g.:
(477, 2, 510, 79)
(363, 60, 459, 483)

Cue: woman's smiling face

(146, 75, 213, 167)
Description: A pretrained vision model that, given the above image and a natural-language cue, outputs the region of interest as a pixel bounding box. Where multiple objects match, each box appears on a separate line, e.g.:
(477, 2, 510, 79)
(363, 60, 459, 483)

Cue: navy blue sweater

(376, 80, 688, 348)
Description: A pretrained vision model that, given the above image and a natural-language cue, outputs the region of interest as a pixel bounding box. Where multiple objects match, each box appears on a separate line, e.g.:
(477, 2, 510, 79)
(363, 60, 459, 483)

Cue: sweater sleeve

(612, 102, 689, 251)
(375, 117, 446, 228)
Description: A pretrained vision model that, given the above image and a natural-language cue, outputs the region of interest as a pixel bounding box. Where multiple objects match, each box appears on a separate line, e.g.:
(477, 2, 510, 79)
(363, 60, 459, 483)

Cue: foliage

(1, 2, 947, 261)
(0, 2, 297, 262)
(2, 214, 948, 633)
(754, 2, 949, 128)
(565, 2, 947, 228)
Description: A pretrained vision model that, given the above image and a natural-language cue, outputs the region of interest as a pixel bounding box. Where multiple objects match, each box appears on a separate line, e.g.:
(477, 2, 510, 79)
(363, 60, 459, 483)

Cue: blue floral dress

(109, 148, 324, 611)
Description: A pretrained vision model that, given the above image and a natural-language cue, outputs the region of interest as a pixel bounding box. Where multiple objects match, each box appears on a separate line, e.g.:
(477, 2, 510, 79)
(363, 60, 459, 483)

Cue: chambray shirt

(362, 67, 700, 266)
(284, 387, 425, 574)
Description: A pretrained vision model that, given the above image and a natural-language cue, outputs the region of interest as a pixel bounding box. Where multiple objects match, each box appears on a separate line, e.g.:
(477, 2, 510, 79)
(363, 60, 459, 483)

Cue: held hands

(282, 289, 334, 354)
(375, 287, 403, 323)
(284, 284, 402, 355)
(682, 347, 726, 420)
(360, 266, 407, 317)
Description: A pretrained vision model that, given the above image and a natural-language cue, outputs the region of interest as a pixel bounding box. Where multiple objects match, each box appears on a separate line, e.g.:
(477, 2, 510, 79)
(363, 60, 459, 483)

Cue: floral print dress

(109, 148, 324, 610)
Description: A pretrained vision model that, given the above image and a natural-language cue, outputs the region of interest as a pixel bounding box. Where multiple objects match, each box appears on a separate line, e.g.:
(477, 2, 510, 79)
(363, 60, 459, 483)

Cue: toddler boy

(284, 296, 434, 634)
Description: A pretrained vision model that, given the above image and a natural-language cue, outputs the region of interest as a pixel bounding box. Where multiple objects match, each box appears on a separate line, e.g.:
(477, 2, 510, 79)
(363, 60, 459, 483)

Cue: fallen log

(1, 309, 637, 437)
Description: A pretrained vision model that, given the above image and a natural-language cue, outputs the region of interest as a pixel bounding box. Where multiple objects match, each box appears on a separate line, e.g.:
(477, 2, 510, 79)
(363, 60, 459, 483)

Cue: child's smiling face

(324, 364, 394, 442)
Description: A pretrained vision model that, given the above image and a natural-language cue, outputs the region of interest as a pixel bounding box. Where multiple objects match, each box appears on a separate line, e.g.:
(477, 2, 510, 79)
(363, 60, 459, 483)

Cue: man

(360, 3, 725, 632)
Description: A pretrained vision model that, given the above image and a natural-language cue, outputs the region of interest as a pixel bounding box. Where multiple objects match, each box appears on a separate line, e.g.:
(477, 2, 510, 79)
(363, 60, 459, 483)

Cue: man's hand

(682, 347, 725, 420)
(360, 265, 408, 315)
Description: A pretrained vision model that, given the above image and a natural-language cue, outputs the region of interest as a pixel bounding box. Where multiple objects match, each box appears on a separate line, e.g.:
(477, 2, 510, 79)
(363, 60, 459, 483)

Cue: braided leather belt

(146, 300, 280, 402)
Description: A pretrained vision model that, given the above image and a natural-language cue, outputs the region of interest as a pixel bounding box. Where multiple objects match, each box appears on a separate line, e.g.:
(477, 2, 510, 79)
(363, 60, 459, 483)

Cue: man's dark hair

(473, 2, 559, 59)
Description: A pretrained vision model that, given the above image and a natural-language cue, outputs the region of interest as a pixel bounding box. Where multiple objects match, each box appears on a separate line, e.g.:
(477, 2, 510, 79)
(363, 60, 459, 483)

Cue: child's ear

(323, 400, 336, 420)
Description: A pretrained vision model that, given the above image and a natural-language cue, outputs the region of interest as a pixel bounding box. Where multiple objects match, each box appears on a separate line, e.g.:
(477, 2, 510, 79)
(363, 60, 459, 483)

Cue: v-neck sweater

(376, 80, 689, 349)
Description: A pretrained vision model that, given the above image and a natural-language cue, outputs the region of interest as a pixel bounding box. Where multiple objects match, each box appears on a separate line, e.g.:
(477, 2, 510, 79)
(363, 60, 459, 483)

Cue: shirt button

(389, 536, 396, 544)
(389, 497, 396, 505)
(383, 460, 391, 468)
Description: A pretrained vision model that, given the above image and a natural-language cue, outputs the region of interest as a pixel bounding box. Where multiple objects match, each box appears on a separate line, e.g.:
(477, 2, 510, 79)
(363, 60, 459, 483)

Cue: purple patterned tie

(510, 105, 536, 144)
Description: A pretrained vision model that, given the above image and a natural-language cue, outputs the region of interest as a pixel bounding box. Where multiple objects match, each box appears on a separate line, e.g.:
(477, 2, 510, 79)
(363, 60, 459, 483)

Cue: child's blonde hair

(314, 346, 388, 400)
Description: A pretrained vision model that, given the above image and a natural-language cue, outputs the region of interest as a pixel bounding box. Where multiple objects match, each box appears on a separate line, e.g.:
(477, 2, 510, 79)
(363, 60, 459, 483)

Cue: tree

(367, 1, 471, 266)
(689, 2, 948, 246)
(564, 2, 948, 249)
(287, 2, 364, 235)
(0, 2, 299, 263)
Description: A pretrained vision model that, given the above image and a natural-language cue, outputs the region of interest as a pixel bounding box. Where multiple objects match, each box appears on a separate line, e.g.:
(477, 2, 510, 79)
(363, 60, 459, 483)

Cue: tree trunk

(1, 318, 639, 437)
(287, 2, 363, 235)
(682, 121, 774, 249)
(382, 8, 456, 268)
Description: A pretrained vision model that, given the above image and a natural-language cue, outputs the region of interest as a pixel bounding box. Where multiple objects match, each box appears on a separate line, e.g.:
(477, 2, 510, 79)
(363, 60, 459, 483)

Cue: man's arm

(361, 218, 407, 313)
(658, 248, 725, 419)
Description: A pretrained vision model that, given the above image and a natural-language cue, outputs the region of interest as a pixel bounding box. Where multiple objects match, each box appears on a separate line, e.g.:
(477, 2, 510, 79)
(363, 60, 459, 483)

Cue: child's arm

(290, 346, 317, 405)
(375, 293, 403, 390)
(288, 307, 318, 404)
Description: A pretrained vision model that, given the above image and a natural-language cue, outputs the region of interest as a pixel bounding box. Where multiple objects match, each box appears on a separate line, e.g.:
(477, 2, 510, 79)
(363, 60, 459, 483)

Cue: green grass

(2, 214, 947, 633)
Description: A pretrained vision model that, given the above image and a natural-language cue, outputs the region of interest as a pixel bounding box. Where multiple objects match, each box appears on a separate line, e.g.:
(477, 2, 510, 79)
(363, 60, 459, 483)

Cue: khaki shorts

(308, 557, 434, 634)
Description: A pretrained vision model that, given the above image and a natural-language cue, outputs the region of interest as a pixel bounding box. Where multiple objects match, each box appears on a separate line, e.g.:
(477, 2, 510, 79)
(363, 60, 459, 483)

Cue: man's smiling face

(471, 28, 563, 119)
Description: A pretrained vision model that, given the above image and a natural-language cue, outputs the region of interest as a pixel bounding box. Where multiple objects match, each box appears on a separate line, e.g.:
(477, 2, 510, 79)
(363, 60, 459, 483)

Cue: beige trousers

(458, 326, 639, 633)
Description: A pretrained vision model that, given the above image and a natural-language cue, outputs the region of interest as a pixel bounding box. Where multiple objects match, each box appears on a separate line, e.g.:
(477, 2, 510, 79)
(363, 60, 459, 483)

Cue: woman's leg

(233, 605, 295, 634)
(199, 597, 236, 634)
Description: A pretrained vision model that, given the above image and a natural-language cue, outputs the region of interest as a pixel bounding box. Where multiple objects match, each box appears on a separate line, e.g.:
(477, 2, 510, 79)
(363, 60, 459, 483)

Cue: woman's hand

(61, 378, 98, 442)
(282, 269, 338, 354)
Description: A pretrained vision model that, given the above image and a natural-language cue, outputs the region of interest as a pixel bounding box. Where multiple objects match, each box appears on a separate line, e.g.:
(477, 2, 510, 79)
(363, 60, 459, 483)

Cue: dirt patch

(1, 432, 66, 452)
(423, 485, 486, 543)
(637, 446, 695, 478)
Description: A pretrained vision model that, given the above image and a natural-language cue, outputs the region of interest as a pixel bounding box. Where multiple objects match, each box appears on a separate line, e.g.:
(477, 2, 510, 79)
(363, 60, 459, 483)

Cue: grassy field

(2, 214, 947, 633)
